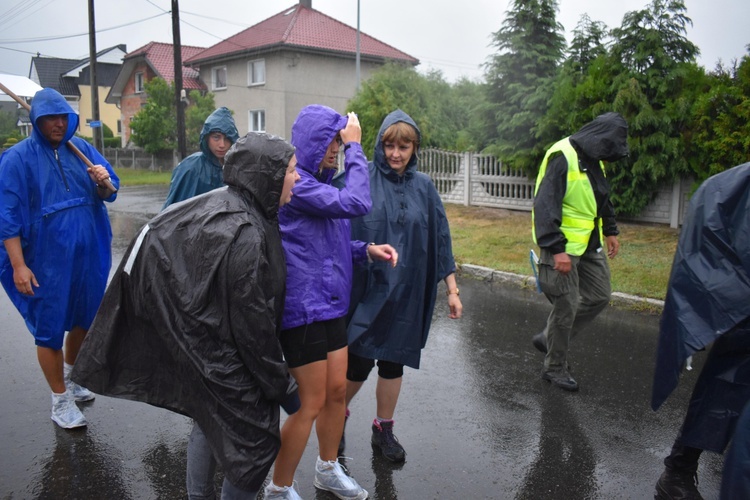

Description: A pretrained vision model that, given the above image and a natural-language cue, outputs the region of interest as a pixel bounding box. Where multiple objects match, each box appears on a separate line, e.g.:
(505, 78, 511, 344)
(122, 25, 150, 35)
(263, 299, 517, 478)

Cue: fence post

(669, 178, 681, 228)
(463, 152, 471, 206)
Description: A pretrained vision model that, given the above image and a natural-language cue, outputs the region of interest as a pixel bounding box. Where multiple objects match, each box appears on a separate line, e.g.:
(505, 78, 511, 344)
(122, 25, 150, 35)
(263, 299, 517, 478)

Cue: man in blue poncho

(0, 88, 119, 429)
(162, 106, 239, 208)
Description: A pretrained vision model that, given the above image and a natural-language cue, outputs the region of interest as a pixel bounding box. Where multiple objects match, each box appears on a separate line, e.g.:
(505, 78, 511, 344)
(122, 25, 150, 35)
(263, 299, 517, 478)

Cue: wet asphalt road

(0, 185, 724, 499)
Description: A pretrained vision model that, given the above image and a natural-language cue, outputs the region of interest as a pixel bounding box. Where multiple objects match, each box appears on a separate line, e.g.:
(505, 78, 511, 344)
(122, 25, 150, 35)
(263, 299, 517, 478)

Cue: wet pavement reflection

(0, 185, 723, 499)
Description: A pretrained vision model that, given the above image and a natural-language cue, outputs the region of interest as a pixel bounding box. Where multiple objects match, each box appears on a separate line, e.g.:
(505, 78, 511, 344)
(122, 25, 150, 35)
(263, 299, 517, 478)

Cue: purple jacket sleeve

(286, 143, 371, 218)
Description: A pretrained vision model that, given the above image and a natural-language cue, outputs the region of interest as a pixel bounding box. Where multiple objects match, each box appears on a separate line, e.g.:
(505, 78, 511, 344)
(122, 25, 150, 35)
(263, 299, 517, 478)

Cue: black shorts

(347, 351, 404, 381)
(279, 316, 348, 368)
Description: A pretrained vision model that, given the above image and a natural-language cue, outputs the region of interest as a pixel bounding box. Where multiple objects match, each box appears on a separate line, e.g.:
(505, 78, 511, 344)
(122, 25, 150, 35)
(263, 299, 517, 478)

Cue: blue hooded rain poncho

(162, 106, 239, 208)
(0, 88, 119, 349)
(651, 163, 750, 458)
(278, 104, 372, 331)
(345, 110, 457, 369)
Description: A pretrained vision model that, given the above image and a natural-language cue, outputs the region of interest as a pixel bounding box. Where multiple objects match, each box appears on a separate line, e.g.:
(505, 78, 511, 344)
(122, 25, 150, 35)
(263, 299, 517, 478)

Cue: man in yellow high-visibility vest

(531, 112, 629, 391)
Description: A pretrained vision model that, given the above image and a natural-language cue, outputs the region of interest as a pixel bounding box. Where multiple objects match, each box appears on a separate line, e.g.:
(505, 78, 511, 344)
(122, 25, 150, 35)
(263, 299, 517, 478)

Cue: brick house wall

(119, 63, 155, 146)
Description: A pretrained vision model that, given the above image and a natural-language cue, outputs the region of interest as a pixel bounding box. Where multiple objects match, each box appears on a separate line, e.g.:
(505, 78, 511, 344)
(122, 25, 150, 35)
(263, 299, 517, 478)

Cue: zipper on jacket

(54, 149, 71, 191)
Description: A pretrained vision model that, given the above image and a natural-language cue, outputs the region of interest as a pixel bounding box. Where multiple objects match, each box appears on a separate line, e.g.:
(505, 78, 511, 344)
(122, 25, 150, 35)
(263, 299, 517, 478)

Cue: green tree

(688, 52, 750, 181)
(185, 90, 217, 150)
(129, 78, 176, 154)
(538, 15, 612, 155)
(0, 109, 20, 146)
(604, 0, 701, 215)
(483, 0, 566, 171)
(347, 63, 478, 154)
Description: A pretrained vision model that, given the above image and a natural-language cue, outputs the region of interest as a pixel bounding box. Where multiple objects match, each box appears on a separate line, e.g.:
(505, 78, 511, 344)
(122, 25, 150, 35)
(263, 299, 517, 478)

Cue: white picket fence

(419, 148, 690, 228)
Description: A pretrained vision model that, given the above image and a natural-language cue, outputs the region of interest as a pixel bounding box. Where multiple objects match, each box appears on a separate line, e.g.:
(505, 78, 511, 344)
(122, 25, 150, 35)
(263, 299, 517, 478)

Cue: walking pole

(0, 81, 117, 194)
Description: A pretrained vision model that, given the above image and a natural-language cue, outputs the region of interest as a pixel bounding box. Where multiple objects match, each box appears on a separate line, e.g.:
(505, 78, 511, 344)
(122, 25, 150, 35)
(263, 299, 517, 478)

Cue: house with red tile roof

(106, 42, 206, 146)
(184, 0, 418, 138)
(27, 45, 127, 141)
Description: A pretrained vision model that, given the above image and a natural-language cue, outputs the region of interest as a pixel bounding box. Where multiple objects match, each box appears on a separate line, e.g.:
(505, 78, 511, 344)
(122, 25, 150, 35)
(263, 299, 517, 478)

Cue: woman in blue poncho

(341, 110, 463, 463)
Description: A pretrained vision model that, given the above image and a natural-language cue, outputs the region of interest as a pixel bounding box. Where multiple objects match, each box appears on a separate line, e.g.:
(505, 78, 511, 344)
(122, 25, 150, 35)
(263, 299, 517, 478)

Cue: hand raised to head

(340, 112, 361, 145)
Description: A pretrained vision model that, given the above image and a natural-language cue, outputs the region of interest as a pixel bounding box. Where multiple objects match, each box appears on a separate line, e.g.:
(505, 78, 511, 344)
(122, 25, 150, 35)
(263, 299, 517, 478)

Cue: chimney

(300, 0, 312, 8)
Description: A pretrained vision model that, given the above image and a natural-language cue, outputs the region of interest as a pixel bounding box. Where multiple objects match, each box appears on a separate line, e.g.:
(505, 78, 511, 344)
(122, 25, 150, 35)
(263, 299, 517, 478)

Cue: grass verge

(114, 167, 172, 186)
(444, 204, 678, 301)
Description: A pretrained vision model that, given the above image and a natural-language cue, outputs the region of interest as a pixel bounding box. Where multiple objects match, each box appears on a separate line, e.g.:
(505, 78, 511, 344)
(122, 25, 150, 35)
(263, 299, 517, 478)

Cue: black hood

(223, 132, 295, 219)
(569, 112, 629, 162)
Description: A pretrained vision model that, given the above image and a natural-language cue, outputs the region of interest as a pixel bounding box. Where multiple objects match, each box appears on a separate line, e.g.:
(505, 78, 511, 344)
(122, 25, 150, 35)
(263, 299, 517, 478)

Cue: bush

(3, 137, 19, 148)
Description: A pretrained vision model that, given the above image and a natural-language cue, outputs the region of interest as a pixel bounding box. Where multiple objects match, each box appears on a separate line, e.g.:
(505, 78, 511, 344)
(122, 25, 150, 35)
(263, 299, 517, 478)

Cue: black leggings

(347, 351, 404, 382)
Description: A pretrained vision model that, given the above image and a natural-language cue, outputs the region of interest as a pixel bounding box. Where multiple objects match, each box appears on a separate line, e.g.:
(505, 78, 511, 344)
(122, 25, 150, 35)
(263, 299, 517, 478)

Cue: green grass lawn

(112, 169, 679, 301)
(114, 167, 172, 186)
(444, 204, 678, 301)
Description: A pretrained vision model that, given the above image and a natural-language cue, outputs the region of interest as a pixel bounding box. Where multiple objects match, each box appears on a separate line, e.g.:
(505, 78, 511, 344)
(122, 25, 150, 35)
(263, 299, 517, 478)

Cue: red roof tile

(125, 42, 206, 89)
(185, 4, 417, 65)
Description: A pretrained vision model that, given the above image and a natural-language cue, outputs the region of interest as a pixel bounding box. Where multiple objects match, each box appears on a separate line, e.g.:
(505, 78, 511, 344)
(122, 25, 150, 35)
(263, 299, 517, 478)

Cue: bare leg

(64, 326, 87, 365)
(345, 380, 365, 406)
(272, 359, 327, 487)
(375, 377, 402, 419)
(37, 346, 65, 393)
(316, 347, 348, 461)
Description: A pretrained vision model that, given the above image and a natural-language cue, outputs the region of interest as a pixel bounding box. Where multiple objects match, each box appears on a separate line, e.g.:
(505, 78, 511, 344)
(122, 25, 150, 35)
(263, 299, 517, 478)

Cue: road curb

(458, 263, 665, 312)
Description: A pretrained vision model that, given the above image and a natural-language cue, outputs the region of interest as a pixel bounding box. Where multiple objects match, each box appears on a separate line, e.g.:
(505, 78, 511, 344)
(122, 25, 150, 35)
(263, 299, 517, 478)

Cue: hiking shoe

(654, 468, 703, 499)
(51, 391, 87, 429)
(65, 379, 95, 402)
(313, 456, 368, 500)
(371, 419, 406, 463)
(541, 368, 579, 392)
(338, 408, 350, 456)
(532, 332, 547, 353)
(263, 480, 302, 500)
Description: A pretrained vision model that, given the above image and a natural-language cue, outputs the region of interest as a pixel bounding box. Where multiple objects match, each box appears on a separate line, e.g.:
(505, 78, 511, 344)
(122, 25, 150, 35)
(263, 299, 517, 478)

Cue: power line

(0, 12, 167, 44)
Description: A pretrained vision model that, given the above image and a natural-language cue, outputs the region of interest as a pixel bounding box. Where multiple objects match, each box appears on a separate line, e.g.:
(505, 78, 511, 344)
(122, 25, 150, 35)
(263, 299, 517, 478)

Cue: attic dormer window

(212, 66, 227, 91)
(134, 72, 144, 93)
(248, 59, 265, 86)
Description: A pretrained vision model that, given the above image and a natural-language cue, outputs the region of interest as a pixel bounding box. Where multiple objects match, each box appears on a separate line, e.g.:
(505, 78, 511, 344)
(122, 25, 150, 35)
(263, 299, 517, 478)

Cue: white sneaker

(51, 391, 87, 429)
(263, 480, 302, 500)
(313, 456, 368, 500)
(65, 378, 95, 402)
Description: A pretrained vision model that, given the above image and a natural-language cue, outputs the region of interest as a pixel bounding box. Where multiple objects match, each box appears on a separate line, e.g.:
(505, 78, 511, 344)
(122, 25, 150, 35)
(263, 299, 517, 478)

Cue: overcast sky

(0, 0, 748, 84)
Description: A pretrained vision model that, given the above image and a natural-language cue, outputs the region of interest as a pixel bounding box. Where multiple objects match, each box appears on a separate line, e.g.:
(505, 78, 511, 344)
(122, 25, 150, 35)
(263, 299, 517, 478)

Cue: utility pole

(172, 0, 187, 160)
(356, 0, 361, 90)
(88, 0, 102, 151)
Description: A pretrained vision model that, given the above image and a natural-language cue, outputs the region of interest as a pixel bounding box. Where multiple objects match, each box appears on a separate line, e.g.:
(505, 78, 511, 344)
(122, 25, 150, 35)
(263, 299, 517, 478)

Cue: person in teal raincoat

(162, 106, 239, 208)
(340, 110, 462, 463)
(0, 87, 119, 429)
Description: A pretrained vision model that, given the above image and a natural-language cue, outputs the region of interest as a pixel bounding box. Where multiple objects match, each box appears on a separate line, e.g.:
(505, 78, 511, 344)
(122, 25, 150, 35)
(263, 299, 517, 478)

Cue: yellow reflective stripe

(561, 215, 595, 230)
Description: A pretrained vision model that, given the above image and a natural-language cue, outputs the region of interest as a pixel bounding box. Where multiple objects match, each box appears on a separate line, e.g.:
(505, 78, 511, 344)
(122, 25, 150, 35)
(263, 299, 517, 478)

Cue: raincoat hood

(291, 104, 348, 182)
(199, 106, 239, 159)
(569, 112, 629, 162)
(223, 132, 295, 219)
(372, 109, 421, 181)
(651, 162, 750, 410)
(29, 88, 79, 147)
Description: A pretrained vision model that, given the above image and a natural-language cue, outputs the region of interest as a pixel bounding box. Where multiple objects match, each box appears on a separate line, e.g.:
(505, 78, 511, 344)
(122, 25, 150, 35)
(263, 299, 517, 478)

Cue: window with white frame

(248, 109, 265, 132)
(212, 66, 227, 90)
(134, 72, 144, 93)
(247, 59, 265, 86)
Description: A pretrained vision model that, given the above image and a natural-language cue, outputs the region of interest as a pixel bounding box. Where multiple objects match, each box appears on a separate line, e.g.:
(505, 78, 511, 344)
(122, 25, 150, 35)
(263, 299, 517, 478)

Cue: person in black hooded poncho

(71, 132, 300, 498)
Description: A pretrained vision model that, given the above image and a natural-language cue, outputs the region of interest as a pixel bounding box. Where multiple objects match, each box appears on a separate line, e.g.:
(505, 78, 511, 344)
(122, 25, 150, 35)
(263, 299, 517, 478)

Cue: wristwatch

(446, 288, 459, 296)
